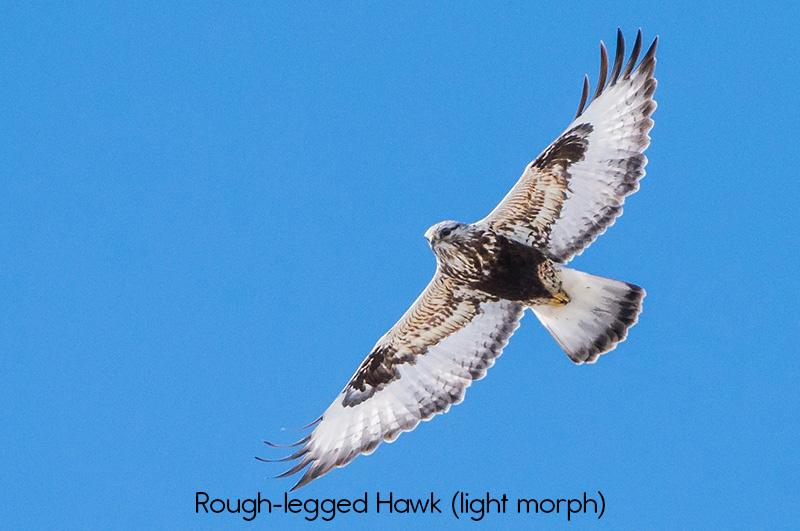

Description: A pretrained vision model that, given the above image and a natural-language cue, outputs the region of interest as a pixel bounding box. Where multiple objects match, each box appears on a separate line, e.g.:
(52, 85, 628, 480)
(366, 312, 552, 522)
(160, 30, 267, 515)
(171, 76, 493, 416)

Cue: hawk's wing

(263, 273, 524, 489)
(480, 30, 657, 263)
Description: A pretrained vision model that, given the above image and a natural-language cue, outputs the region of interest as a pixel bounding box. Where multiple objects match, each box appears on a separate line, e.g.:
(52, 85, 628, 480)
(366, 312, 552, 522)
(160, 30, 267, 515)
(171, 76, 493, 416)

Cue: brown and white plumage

(482, 29, 657, 262)
(262, 29, 656, 490)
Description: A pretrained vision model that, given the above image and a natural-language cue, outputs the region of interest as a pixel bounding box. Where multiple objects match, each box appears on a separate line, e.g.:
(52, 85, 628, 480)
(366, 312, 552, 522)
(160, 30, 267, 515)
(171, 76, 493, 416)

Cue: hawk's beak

(424, 226, 436, 243)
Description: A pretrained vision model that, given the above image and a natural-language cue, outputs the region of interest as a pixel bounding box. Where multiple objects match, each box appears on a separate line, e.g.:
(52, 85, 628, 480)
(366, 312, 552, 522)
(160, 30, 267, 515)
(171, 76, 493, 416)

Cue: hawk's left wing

(261, 273, 524, 490)
(480, 29, 657, 263)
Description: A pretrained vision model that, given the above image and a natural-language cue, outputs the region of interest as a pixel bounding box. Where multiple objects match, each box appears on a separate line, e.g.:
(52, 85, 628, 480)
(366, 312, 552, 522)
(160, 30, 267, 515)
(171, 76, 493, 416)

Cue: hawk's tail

(532, 267, 645, 363)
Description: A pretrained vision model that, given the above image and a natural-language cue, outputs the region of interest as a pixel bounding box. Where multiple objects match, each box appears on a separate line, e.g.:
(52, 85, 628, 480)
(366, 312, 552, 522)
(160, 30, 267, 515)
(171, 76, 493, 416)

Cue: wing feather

(480, 30, 657, 263)
(265, 273, 524, 489)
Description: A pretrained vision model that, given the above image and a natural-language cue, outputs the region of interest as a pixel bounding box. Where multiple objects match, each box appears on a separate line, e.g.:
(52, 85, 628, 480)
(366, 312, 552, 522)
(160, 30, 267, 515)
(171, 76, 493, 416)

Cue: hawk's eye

(440, 227, 454, 238)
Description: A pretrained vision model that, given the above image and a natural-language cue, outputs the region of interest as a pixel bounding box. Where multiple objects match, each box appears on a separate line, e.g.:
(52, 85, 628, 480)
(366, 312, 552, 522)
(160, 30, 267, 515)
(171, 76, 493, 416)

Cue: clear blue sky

(2, 1, 798, 529)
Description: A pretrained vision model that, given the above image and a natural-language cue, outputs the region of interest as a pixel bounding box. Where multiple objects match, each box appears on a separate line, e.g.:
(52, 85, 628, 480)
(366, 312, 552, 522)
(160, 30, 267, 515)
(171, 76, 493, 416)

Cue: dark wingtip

(256, 456, 289, 464)
(622, 28, 643, 79)
(275, 457, 312, 479)
(298, 416, 323, 430)
(262, 434, 311, 449)
(640, 35, 659, 69)
(574, 74, 590, 119)
(277, 416, 322, 432)
(609, 28, 625, 86)
(592, 41, 609, 101)
(290, 468, 319, 491)
(256, 456, 299, 464)
(573, 30, 656, 120)
(256, 446, 309, 463)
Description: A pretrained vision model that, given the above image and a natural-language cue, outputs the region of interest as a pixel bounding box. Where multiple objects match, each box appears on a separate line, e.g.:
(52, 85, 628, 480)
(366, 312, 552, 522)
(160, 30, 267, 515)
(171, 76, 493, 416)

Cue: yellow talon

(552, 292, 570, 306)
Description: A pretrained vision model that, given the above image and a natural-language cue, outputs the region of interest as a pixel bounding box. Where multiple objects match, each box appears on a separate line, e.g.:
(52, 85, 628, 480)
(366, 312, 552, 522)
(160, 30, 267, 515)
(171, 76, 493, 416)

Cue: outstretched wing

(481, 29, 658, 263)
(263, 273, 524, 489)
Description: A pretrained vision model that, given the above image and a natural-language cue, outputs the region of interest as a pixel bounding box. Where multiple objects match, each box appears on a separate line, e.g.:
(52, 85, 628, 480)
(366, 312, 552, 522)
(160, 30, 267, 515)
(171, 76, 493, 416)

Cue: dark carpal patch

(343, 345, 401, 406)
(472, 235, 549, 301)
(532, 123, 592, 173)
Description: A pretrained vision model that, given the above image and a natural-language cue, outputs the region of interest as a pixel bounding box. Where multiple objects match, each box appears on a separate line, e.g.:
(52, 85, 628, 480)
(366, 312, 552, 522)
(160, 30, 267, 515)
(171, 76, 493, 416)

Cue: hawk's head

(425, 220, 466, 247)
(425, 220, 485, 275)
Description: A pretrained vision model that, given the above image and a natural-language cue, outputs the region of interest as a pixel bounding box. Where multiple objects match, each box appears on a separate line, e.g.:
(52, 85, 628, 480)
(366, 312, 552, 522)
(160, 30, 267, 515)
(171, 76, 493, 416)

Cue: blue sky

(2, 1, 798, 529)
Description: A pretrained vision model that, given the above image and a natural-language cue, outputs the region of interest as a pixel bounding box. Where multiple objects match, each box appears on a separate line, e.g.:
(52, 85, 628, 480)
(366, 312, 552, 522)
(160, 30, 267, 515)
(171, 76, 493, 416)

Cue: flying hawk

(262, 29, 657, 489)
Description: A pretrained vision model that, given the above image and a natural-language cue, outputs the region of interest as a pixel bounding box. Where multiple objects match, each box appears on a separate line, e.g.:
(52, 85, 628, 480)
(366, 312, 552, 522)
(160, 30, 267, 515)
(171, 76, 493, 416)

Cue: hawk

(262, 29, 657, 489)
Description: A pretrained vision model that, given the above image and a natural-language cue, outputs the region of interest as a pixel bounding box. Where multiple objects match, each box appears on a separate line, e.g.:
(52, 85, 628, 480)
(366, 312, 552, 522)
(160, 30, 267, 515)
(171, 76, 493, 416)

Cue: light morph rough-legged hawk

(262, 29, 657, 490)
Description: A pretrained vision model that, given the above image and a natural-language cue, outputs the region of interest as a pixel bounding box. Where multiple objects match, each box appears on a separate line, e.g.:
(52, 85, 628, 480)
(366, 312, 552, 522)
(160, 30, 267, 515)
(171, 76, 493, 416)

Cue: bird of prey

(262, 29, 657, 490)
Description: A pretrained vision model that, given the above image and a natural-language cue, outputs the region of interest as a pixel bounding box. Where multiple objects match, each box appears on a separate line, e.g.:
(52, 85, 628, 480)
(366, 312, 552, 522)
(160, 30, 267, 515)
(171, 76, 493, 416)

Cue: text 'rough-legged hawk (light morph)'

(261, 29, 657, 490)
